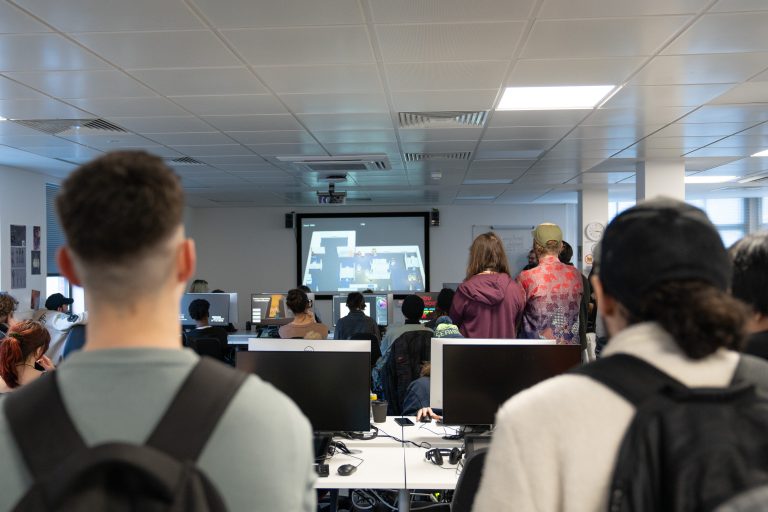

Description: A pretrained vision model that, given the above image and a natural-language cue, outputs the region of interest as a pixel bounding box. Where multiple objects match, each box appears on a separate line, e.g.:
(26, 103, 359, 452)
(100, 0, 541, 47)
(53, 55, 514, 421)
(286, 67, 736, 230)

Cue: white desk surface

(315, 447, 406, 489)
(403, 447, 461, 490)
(342, 416, 462, 449)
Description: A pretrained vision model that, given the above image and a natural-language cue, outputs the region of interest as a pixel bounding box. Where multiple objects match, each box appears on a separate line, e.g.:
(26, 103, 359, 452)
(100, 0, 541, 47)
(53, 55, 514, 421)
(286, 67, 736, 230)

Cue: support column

(578, 189, 609, 272)
(636, 160, 685, 202)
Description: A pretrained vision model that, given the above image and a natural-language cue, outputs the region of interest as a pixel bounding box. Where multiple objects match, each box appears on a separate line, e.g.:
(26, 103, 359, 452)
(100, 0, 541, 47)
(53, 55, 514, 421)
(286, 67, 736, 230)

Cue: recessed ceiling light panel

(497, 85, 617, 111)
(684, 176, 737, 184)
(751, 149, 768, 157)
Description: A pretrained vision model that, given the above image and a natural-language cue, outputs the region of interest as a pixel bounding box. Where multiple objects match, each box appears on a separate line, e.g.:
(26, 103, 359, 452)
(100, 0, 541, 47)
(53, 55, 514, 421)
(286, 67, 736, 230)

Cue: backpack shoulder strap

(731, 354, 768, 391)
(146, 357, 248, 462)
(4, 373, 87, 479)
(570, 353, 686, 406)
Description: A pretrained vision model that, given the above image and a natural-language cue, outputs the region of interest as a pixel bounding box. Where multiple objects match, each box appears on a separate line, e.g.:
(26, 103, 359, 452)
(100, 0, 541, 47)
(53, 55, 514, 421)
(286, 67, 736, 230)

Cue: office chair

(187, 337, 225, 362)
(451, 449, 488, 512)
(349, 332, 381, 369)
(61, 324, 87, 361)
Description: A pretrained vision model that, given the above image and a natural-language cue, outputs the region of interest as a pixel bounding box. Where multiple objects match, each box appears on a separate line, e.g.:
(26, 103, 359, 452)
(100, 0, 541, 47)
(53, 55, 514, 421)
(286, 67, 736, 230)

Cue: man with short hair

(32, 293, 87, 363)
(185, 298, 231, 362)
(730, 231, 768, 359)
(0, 151, 315, 511)
(517, 223, 583, 345)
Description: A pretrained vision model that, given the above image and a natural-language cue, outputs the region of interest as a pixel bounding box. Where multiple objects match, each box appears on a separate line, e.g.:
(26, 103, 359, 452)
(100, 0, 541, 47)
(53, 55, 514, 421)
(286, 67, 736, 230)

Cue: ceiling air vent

(399, 111, 488, 129)
(277, 155, 390, 172)
(11, 118, 126, 135)
(404, 152, 472, 162)
(167, 156, 206, 165)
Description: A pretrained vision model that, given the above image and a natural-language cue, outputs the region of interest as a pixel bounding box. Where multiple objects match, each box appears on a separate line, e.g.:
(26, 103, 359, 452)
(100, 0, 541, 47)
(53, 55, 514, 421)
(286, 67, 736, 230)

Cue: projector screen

(297, 213, 430, 295)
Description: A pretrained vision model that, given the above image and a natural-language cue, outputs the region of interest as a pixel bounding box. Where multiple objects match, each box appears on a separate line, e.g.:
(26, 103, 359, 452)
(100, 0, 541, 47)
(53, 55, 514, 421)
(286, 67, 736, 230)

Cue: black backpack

(4, 357, 247, 511)
(573, 353, 768, 512)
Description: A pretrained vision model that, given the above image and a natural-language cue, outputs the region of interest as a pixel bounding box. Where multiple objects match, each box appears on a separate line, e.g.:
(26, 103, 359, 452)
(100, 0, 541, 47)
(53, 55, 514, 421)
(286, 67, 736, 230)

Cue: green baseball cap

(533, 223, 563, 246)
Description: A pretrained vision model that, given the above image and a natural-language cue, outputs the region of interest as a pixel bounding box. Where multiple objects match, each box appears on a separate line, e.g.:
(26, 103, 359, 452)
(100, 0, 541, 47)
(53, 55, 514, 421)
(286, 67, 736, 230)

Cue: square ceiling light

(751, 149, 768, 157)
(684, 176, 737, 184)
(497, 85, 617, 110)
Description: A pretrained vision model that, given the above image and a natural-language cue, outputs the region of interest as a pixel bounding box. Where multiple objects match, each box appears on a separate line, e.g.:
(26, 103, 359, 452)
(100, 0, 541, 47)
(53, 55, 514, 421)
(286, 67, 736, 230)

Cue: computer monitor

(387, 292, 439, 325)
(433, 340, 581, 425)
(331, 294, 388, 326)
(237, 339, 371, 432)
(250, 292, 314, 325)
(179, 293, 236, 327)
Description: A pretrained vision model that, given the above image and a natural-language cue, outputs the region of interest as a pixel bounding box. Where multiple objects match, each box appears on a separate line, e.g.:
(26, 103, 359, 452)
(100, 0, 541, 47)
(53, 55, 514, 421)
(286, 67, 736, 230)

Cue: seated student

(472, 198, 757, 512)
(0, 320, 54, 393)
(32, 293, 88, 363)
(0, 293, 19, 335)
(279, 288, 329, 340)
(185, 298, 231, 362)
(333, 292, 380, 342)
(0, 151, 315, 511)
(423, 288, 455, 331)
(298, 285, 322, 324)
(379, 295, 432, 356)
(730, 231, 768, 359)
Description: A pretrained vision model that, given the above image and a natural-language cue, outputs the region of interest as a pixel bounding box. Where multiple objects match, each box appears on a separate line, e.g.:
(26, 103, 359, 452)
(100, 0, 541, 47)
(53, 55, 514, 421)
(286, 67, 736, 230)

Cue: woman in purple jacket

(450, 232, 526, 338)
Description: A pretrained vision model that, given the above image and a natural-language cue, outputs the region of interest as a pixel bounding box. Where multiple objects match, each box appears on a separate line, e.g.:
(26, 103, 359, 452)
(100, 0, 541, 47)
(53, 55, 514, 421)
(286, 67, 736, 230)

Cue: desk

(318, 416, 464, 511)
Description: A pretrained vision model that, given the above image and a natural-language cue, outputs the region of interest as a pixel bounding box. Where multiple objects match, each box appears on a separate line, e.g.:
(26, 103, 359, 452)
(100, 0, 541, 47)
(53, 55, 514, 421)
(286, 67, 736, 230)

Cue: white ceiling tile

(15, 0, 202, 32)
(539, 0, 703, 18)
(391, 90, 497, 112)
(508, 57, 644, 86)
(0, 134, 74, 147)
(110, 116, 213, 133)
(0, 3, 51, 33)
(711, 82, 768, 105)
(478, 140, 556, 152)
(386, 61, 508, 91)
(402, 141, 476, 153)
(680, 105, 768, 124)
(298, 113, 394, 131)
(0, 34, 109, 71)
(489, 110, 589, 127)
(58, 133, 157, 150)
(192, 0, 363, 28)
(711, 0, 768, 12)
(0, 76, 44, 99)
(603, 84, 735, 109)
(69, 97, 188, 117)
(377, 22, 524, 62)
(72, 31, 240, 69)
(172, 144, 253, 157)
(582, 106, 694, 126)
(129, 68, 267, 96)
(0, 98, 91, 119)
(255, 64, 382, 94)
(522, 17, 691, 58)
(195, 155, 270, 166)
(370, 0, 536, 23)
(247, 143, 327, 156)
(279, 93, 388, 114)
(399, 127, 482, 142)
(632, 53, 768, 85)
(484, 126, 572, 140)
(144, 132, 233, 146)
(5, 70, 155, 99)
(170, 95, 287, 116)
(224, 26, 373, 66)
(476, 149, 546, 159)
(0, 122, 50, 136)
(569, 124, 664, 139)
(664, 12, 768, 54)
(201, 114, 304, 132)
(470, 159, 538, 170)
(313, 130, 397, 143)
(324, 142, 400, 154)
(22, 144, 103, 160)
(225, 131, 317, 145)
(636, 122, 742, 138)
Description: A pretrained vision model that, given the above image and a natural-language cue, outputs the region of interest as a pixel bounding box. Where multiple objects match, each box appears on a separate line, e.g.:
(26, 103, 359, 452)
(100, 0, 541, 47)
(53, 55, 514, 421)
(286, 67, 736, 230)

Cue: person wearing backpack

(0, 151, 316, 511)
(473, 197, 767, 512)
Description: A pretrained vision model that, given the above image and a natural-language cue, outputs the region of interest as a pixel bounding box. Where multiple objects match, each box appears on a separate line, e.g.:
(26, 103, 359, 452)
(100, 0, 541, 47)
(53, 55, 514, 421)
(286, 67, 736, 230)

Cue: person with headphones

(278, 288, 329, 340)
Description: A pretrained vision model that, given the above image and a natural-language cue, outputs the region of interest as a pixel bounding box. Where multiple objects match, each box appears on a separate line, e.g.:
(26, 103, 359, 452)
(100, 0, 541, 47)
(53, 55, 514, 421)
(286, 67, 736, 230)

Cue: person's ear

(57, 247, 83, 287)
(176, 238, 196, 284)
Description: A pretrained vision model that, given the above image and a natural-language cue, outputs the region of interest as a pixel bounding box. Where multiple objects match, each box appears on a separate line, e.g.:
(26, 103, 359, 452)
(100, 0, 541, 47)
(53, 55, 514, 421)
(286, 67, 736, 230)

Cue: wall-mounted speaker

(430, 208, 440, 227)
(285, 212, 294, 229)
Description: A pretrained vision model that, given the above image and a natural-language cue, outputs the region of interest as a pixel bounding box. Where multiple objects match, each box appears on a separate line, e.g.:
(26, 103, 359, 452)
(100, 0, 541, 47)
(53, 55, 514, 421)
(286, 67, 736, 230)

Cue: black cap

(45, 293, 74, 310)
(600, 197, 730, 315)
(402, 295, 425, 321)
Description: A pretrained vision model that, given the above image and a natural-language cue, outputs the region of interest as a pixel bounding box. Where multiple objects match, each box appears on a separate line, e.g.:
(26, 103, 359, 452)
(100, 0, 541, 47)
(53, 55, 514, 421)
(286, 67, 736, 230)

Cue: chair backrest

(383, 329, 431, 415)
(451, 449, 488, 512)
(349, 332, 381, 369)
(188, 337, 224, 361)
(61, 324, 87, 361)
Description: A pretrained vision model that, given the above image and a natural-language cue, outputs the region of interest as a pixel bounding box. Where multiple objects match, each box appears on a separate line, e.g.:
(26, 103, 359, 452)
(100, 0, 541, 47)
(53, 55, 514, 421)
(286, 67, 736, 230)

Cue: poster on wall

(30, 289, 40, 310)
(33, 225, 41, 251)
(31, 251, 41, 275)
(10, 224, 26, 289)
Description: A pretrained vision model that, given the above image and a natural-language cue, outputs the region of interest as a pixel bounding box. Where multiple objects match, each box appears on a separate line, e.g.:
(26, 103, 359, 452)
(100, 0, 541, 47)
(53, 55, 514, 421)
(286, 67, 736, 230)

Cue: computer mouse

(337, 464, 357, 476)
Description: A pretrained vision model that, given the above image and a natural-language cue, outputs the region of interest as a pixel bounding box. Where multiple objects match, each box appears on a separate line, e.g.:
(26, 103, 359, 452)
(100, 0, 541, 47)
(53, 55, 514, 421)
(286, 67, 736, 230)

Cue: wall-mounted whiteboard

(471, 225, 534, 277)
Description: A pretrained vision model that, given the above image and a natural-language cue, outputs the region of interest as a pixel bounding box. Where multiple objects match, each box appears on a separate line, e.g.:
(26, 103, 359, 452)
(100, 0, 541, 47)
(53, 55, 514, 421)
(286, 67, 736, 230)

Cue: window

(46, 183, 65, 276)
(608, 200, 635, 221)
(762, 197, 768, 228)
(45, 276, 86, 314)
(689, 198, 747, 247)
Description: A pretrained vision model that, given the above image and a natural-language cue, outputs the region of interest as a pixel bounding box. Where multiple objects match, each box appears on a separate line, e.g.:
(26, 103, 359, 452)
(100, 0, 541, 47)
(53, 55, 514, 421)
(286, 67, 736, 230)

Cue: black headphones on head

(425, 447, 463, 466)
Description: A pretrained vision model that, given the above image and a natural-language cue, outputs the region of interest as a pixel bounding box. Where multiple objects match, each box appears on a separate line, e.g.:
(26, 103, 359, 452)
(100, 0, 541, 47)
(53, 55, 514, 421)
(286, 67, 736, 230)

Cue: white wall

(0, 167, 49, 318)
(188, 203, 577, 327)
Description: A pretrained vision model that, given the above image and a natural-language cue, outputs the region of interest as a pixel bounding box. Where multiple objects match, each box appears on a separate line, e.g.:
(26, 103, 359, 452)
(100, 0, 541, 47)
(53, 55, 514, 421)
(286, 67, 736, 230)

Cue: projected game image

(298, 214, 429, 294)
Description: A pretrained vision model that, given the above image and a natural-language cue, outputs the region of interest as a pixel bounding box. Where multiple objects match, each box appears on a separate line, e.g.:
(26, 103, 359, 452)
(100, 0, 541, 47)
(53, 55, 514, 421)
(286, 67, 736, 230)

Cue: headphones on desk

(425, 447, 463, 466)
